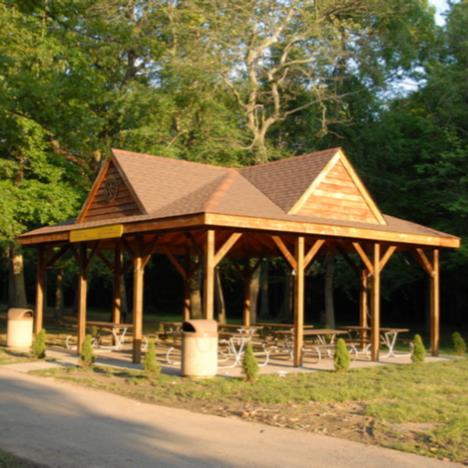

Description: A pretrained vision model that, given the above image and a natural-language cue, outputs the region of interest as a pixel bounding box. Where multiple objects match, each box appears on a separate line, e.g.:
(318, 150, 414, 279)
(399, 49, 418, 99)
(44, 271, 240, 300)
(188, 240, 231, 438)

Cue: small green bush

(411, 334, 426, 363)
(31, 329, 47, 359)
(90, 326, 99, 338)
(452, 332, 466, 356)
(242, 342, 259, 383)
(334, 338, 350, 372)
(80, 335, 95, 368)
(144, 340, 160, 380)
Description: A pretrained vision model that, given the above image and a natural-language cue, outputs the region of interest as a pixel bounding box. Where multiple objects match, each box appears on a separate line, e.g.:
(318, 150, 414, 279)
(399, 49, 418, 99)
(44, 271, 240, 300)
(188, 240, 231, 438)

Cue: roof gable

(77, 159, 144, 223)
(289, 149, 385, 225)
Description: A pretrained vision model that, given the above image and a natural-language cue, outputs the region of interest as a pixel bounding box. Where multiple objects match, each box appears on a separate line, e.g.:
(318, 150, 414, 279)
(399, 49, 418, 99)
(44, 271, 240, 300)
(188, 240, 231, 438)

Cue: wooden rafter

(162, 246, 187, 280)
(352, 242, 374, 274)
(414, 248, 434, 276)
(379, 245, 397, 271)
(46, 245, 70, 268)
(97, 251, 114, 272)
(304, 239, 325, 269)
(271, 235, 296, 270)
(214, 232, 242, 266)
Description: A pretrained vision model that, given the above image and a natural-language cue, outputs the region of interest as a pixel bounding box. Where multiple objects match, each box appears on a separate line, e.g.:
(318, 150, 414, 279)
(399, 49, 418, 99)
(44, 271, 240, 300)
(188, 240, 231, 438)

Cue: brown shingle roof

(17, 147, 460, 247)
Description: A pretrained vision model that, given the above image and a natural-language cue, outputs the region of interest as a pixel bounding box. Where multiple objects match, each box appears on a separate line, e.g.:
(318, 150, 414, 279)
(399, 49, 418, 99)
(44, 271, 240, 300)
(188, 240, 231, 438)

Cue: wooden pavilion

(18, 148, 460, 365)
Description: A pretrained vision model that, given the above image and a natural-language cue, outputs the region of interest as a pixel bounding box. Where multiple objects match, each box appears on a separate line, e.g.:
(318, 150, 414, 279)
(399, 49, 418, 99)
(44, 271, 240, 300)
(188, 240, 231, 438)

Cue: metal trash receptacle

(7, 308, 34, 350)
(181, 320, 218, 377)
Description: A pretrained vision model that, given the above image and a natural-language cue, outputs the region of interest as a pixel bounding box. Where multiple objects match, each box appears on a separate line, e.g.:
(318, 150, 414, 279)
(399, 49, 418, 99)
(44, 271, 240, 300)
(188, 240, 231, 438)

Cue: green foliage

(242, 342, 259, 383)
(334, 338, 351, 372)
(411, 334, 426, 363)
(31, 329, 46, 359)
(452, 332, 466, 356)
(144, 340, 160, 380)
(80, 335, 95, 368)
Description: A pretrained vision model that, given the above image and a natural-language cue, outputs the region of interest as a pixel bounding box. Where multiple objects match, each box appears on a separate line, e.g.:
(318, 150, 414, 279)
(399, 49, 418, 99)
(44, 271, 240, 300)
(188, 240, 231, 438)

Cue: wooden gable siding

(81, 161, 141, 223)
(296, 159, 380, 224)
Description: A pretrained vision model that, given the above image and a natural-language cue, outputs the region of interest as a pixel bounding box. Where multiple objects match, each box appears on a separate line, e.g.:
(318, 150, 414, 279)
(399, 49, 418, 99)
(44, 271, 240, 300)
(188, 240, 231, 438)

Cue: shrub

(334, 338, 350, 372)
(411, 334, 426, 363)
(80, 335, 95, 368)
(452, 332, 466, 356)
(242, 342, 259, 383)
(31, 329, 47, 359)
(144, 340, 160, 380)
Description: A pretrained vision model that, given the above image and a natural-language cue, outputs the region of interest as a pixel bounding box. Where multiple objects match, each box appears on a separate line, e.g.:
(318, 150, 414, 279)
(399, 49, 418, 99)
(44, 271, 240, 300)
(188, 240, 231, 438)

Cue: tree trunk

(324, 254, 336, 328)
(9, 244, 28, 307)
(54, 268, 64, 322)
(249, 266, 261, 324)
(259, 261, 269, 319)
(215, 269, 227, 324)
(189, 267, 203, 319)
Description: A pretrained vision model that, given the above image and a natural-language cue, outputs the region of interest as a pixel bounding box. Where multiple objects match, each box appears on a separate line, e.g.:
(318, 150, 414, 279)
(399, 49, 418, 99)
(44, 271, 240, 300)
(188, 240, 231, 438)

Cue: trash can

(181, 320, 218, 378)
(7, 308, 34, 350)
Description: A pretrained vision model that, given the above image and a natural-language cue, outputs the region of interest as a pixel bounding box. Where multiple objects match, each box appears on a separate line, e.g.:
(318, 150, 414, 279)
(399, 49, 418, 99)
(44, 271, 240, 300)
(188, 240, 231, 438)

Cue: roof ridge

(240, 147, 341, 171)
(203, 169, 239, 212)
(112, 148, 227, 171)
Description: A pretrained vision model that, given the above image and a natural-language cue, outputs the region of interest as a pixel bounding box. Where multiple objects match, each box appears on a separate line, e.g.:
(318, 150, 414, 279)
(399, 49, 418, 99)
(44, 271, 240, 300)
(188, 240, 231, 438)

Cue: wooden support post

(293, 236, 305, 367)
(359, 270, 369, 348)
(77, 243, 87, 354)
(34, 247, 46, 335)
(203, 230, 215, 320)
(430, 249, 440, 356)
(243, 274, 252, 328)
(132, 255, 144, 364)
(371, 243, 381, 361)
(112, 244, 122, 325)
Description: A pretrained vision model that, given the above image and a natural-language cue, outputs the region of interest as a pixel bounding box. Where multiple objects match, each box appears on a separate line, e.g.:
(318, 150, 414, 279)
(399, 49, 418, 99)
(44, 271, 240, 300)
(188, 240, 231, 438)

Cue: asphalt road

(0, 366, 460, 468)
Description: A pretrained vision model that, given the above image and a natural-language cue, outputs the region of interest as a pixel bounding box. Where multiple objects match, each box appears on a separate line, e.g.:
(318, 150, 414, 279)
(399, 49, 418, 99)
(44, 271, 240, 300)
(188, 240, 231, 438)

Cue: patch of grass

(0, 347, 34, 365)
(33, 358, 468, 463)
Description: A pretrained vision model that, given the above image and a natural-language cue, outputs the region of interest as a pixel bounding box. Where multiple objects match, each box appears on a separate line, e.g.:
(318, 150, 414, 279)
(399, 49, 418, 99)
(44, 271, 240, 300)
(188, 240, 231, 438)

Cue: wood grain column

(293, 236, 305, 367)
(371, 243, 381, 361)
(430, 249, 440, 356)
(112, 243, 122, 325)
(34, 247, 46, 335)
(132, 255, 144, 364)
(359, 270, 369, 347)
(242, 274, 252, 328)
(77, 243, 87, 354)
(203, 230, 215, 320)
(183, 248, 191, 321)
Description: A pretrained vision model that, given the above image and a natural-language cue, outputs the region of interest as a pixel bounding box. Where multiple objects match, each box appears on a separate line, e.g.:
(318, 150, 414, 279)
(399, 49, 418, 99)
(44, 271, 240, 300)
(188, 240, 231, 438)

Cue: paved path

(0, 366, 460, 468)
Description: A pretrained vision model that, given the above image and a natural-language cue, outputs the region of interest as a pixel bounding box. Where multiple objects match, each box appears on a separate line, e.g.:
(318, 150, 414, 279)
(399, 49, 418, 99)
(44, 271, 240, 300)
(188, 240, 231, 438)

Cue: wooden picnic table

(339, 326, 410, 358)
(254, 322, 315, 330)
(87, 321, 133, 350)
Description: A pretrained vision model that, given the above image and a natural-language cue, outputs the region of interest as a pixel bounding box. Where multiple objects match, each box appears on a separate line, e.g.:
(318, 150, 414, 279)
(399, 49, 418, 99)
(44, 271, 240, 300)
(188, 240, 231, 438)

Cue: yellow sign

(69, 224, 124, 243)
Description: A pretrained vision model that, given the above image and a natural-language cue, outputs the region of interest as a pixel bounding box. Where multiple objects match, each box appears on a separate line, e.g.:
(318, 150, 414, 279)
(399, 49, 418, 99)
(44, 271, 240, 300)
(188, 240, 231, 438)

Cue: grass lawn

(0, 347, 34, 366)
(34, 357, 468, 464)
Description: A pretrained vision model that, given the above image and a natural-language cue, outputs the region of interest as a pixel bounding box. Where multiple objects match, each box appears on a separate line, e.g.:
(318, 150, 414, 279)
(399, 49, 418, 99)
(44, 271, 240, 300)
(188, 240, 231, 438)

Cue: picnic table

(87, 321, 133, 350)
(340, 326, 410, 358)
(218, 328, 268, 368)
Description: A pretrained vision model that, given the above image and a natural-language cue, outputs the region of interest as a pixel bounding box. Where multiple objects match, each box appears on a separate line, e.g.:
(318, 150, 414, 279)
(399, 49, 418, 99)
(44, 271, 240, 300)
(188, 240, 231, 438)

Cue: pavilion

(18, 148, 460, 365)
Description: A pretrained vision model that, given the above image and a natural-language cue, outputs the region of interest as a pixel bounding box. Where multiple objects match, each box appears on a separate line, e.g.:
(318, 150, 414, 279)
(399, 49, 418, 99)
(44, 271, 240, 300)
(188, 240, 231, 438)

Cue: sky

(430, 0, 449, 25)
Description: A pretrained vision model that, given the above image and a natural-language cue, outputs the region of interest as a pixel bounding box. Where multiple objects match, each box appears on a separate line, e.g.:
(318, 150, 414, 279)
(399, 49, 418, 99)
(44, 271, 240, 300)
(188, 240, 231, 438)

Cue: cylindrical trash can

(181, 320, 218, 378)
(7, 308, 34, 350)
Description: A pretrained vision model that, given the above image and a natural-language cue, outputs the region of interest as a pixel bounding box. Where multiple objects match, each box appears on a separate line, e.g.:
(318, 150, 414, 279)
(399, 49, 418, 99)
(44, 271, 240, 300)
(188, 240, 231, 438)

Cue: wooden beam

(214, 232, 242, 266)
(183, 247, 191, 321)
(112, 244, 122, 325)
(304, 239, 325, 269)
(203, 230, 215, 320)
(271, 235, 297, 270)
(97, 251, 114, 272)
(359, 270, 369, 348)
(34, 247, 46, 335)
(162, 246, 187, 279)
(77, 243, 87, 354)
(85, 241, 101, 271)
(45, 245, 69, 268)
(242, 275, 252, 328)
(430, 249, 440, 356)
(352, 242, 374, 275)
(370, 243, 381, 361)
(293, 236, 305, 367)
(132, 255, 144, 364)
(414, 248, 433, 276)
(379, 245, 396, 272)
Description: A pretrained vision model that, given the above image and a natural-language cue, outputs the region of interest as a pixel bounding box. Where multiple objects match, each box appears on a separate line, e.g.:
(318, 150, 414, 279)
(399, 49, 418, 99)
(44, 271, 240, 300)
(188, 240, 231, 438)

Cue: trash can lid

(182, 319, 218, 334)
(7, 308, 34, 320)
